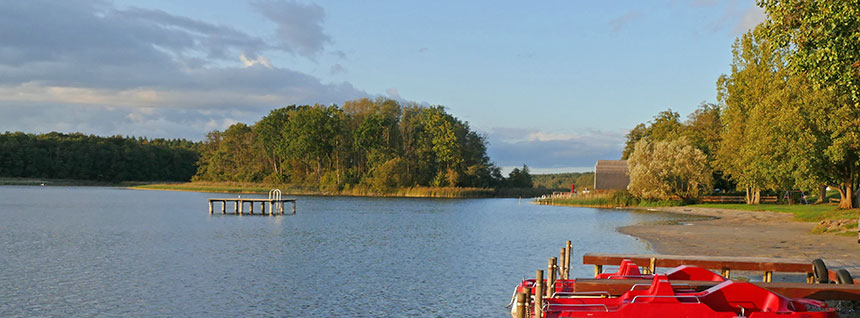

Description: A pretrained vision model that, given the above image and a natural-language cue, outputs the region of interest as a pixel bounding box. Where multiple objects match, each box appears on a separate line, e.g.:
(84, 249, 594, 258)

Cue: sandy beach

(618, 206, 860, 270)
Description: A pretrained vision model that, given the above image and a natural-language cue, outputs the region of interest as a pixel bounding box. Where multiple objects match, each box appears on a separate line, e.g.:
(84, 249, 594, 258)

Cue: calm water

(0, 186, 683, 317)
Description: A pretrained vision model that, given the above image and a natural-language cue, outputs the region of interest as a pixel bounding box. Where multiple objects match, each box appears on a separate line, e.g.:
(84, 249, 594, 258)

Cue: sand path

(618, 206, 860, 271)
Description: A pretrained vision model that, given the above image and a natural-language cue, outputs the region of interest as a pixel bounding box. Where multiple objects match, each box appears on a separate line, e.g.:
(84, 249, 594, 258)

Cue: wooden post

(565, 241, 572, 280)
(764, 271, 773, 283)
(535, 269, 544, 318)
(238, 200, 243, 215)
(547, 257, 557, 298)
(221, 200, 226, 213)
(594, 265, 603, 278)
(249, 201, 254, 214)
(234, 201, 239, 213)
(515, 291, 527, 318)
(208, 201, 213, 214)
(292, 201, 296, 214)
(261, 201, 266, 214)
(269, 201, 274, 216)
(559, 248, 567, 280)
(807, 272, 815, 284)
(721, 267, 731, 279)
(649, 257, 657, 275)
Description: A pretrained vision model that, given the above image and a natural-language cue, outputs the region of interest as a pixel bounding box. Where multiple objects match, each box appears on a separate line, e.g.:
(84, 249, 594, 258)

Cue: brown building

(594, 160, 629, 190)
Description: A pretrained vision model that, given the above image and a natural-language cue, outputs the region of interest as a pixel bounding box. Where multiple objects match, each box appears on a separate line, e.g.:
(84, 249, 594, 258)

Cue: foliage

(759, 0, 860, 209)
(0, 132, 198, 182)
(194, 98, 510, 190)
(532, 172, 595, 190)
(505, 164, 533, 188)
(627, 138, 712, 202)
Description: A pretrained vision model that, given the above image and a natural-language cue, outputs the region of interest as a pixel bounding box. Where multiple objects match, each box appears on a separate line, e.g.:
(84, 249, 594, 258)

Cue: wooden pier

(208, 189, 295, 215)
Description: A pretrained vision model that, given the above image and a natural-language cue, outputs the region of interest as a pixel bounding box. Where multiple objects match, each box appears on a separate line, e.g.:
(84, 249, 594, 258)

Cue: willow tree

(628, 138, 712, 202)
(759, 0, 860, 208)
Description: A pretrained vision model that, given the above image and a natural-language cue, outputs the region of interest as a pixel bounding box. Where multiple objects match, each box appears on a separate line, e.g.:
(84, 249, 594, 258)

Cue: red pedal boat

(512, 260, 835, 318)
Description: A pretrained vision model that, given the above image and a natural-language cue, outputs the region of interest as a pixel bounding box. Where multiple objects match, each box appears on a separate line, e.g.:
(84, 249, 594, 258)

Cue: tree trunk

(745, 187, 751, 204)
(839, 184, 854, 209)
(816, 184, 827, 204)
(752, 188, 761, 205)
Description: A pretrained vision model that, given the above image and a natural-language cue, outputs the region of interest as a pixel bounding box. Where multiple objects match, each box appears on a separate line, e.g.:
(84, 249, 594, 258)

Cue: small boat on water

(511, 259, 836, 318)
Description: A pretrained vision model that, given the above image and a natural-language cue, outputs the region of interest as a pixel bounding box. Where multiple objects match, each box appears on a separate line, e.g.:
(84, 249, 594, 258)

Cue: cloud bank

(486, 127, 625, 171)
(0, 0, 367, 139)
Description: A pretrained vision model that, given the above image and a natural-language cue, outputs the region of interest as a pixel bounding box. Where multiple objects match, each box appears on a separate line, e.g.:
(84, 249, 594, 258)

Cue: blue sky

(0, 0, 764, 173)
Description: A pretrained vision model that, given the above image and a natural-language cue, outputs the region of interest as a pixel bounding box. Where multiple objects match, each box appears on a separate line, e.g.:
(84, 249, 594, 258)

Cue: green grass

(690, 203, 857, 222)
(534, 190, 684, 208)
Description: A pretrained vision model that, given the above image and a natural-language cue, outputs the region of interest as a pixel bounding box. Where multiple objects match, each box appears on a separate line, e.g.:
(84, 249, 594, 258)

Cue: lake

(0, 186, 682, 317)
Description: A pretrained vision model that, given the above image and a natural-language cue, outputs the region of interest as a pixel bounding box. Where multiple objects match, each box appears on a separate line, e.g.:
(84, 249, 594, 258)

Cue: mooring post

(234, 201, 238, 213)
(249, 201, 254, 214)
(547, 257, 557, 298)
(238, 200, 243, 215)
(565, 241, 572, 280)
(208, 200, 213, 214)
(594, 265, 603, 278)
(221, 200, 226, 213)
(261, 201, 266, 214)
(649, 257, 657, 275)
(515, 291, 527, 318)
(291, 201, 296, 214)
(268, 201, 273, 216)
(764, 271, 773, 283)
(534, 269, 544, 318)
(559, 247, 567, 280)
(807, 272, 815, 284)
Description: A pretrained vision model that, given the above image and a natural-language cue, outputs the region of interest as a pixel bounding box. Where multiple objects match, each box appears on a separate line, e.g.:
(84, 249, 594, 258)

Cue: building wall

(594, 160, 629, 190)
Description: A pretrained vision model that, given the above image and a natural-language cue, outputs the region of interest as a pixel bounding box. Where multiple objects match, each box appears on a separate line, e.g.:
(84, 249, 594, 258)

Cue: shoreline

(616, 206, 860, 268)
(131, 182, 553, 199)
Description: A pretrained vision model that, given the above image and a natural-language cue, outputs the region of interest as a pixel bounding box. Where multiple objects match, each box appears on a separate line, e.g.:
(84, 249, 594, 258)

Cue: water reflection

(0, 186, 682, 317)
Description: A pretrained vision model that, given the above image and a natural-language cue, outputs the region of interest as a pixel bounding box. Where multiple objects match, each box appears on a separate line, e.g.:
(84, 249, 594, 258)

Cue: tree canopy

(194, 98, 509, 191)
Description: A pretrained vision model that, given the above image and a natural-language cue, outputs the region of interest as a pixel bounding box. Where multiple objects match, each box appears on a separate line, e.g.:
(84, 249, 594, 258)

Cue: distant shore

(132, 181, 553, 199)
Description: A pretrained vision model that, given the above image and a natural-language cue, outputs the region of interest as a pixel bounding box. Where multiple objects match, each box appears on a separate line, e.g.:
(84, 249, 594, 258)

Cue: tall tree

(760, 0, 860, 208)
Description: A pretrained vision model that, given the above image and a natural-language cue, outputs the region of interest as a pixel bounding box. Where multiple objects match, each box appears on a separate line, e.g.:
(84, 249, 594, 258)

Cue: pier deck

(208, 198, 296, 215)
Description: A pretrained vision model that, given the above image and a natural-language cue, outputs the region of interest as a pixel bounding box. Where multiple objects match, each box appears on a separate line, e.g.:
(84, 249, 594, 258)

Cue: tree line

(194, 98, 530, 191)
(532, 172, 595, 190)
(0, 132, 198, 181)
(623, 0, 860, 208)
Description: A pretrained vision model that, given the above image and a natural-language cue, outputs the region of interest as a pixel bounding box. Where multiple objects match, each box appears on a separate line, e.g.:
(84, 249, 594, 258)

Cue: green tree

(628, 138, 712, 202)
(760, 0, 860, 208)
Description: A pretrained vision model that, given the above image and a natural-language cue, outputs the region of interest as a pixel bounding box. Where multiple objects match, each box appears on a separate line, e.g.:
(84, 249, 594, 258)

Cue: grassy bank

(134, 181, 555, 198)
(0, 177, 151, 187)
(691, 203, 859, 235)
(534, 191, 683, 208)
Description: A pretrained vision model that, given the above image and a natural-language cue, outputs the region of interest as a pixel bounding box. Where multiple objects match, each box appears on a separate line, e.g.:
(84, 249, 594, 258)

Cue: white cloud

(733, 5, 765, 33)
(486, 127, 625, 168)
(240, 53, 273, 68)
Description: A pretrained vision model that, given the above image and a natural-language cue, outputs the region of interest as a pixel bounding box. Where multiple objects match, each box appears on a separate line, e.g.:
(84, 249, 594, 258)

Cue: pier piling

(515, 291, 527, 318)
(565, 241, 572, 280)
(534, 269, 544, 318)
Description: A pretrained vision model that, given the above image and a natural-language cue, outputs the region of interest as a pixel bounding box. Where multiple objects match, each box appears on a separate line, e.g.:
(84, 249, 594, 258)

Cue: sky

(0, 0, 765, 173)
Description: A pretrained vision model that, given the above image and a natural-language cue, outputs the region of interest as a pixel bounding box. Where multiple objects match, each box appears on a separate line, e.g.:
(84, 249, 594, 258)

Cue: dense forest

(0, 132, 198, 181)
(622, 0, 860, 207)
(194, 98, 531, 191)
(532, 172, 594, 190)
